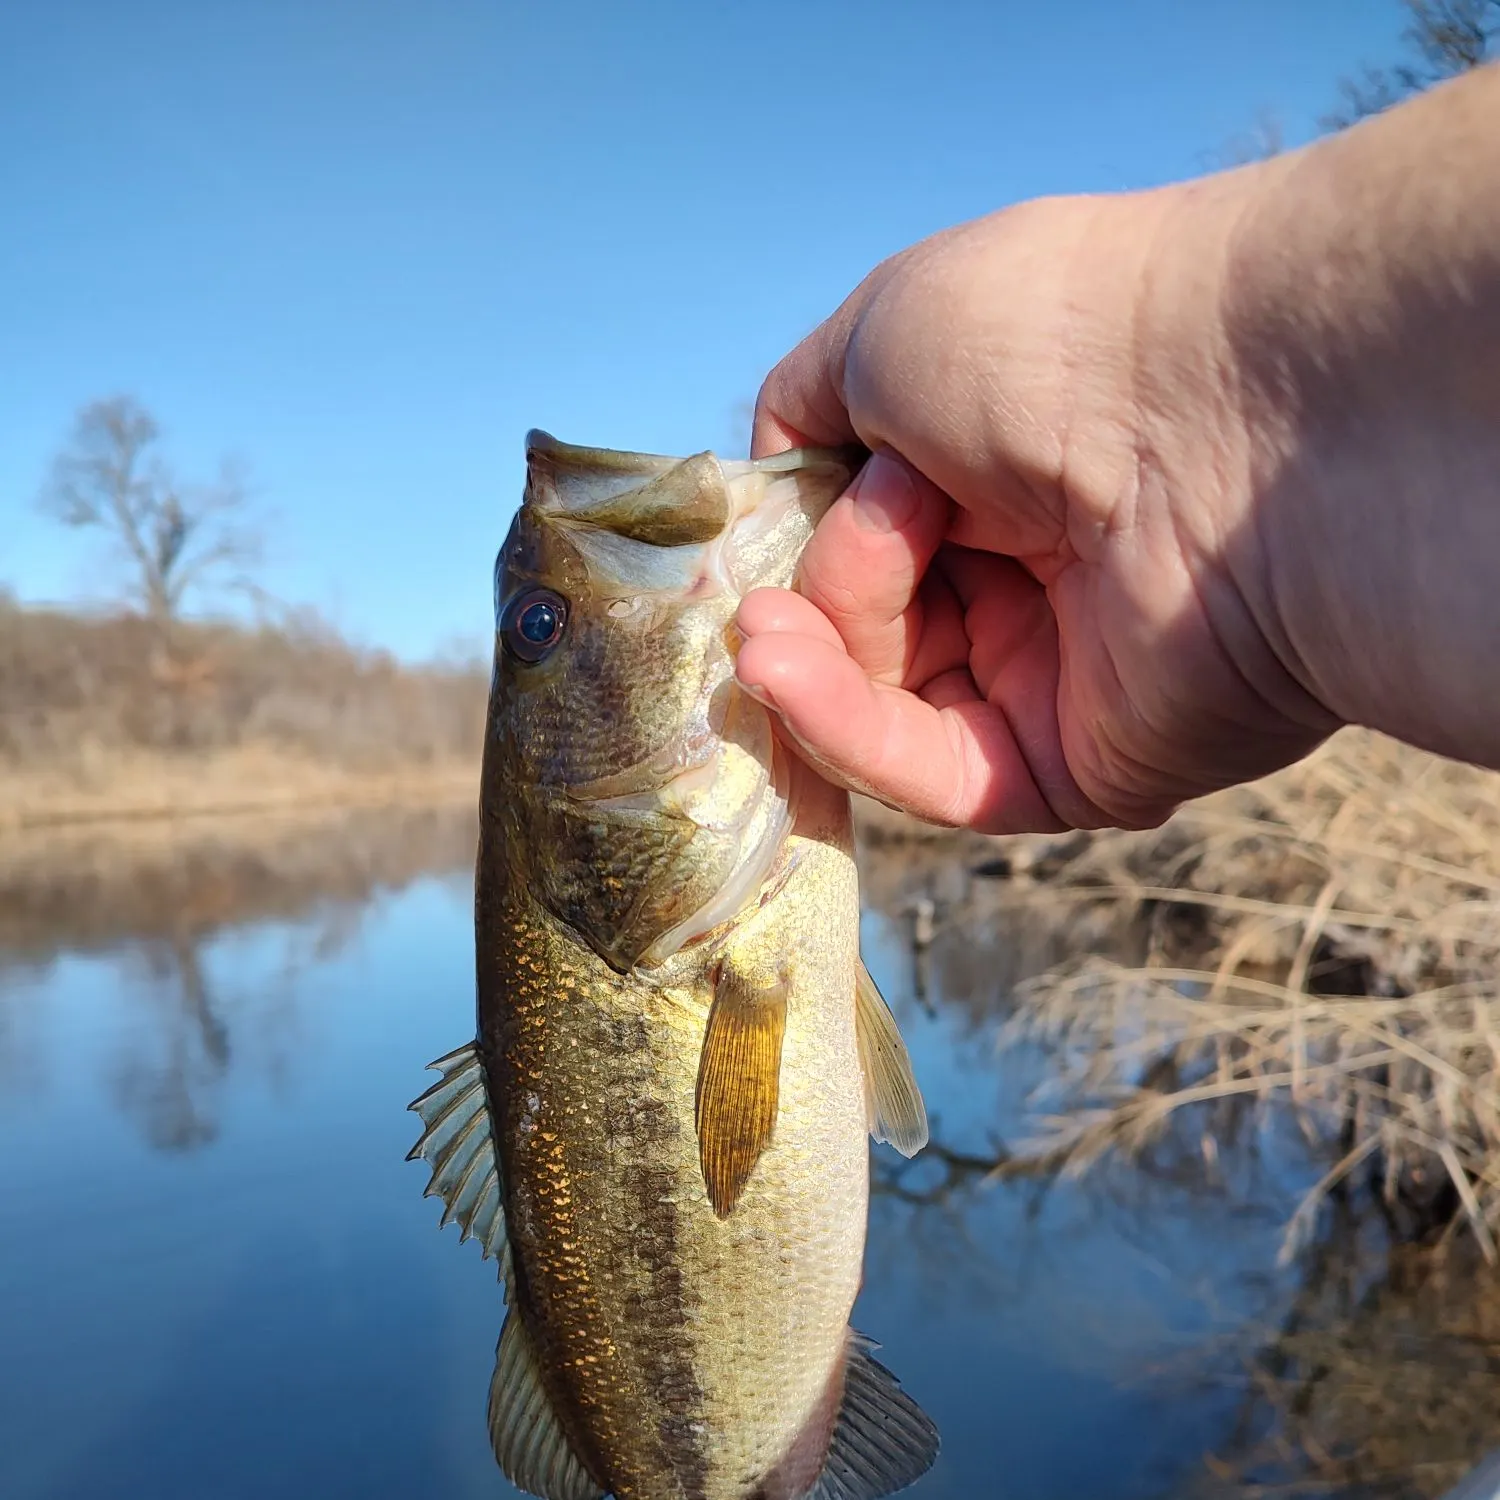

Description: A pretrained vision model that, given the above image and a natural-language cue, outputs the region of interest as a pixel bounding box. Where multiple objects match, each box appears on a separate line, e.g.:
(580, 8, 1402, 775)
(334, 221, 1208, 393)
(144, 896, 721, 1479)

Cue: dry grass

(0, 746, 476, 834)
(0, 597, 487, 823)
(969, 730, 1500, 1260)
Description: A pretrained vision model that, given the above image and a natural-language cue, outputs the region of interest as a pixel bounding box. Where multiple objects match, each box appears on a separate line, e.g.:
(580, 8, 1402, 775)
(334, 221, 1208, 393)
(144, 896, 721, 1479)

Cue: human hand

(734, 181, 1340, 834)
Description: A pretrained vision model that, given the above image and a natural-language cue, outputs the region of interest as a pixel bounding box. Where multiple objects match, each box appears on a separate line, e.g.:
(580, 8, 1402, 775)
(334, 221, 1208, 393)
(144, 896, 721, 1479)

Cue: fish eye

(501, 588, 568, 664)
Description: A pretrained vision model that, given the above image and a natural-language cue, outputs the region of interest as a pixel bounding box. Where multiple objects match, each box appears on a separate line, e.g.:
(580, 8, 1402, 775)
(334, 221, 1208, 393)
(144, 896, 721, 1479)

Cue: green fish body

(410, 433, 936, 1500)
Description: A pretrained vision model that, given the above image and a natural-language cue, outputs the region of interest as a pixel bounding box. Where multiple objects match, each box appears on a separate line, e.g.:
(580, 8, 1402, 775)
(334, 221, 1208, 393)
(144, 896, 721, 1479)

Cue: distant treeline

(0, 595, 488, 770)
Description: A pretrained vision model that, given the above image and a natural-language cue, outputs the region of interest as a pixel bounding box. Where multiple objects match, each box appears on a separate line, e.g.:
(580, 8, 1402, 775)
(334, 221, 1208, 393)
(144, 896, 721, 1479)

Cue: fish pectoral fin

(406, 1041, 513, 1291)
(695, 958, 788, 1219)
(807, 1331, 940, 1500)
(854, 961, 929, 1159)
(489, 1310, 607, 1500)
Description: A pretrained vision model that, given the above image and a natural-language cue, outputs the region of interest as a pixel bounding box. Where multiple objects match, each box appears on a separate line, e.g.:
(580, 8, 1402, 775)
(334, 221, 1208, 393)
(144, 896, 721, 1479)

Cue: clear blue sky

(1, 1, 1406, 662)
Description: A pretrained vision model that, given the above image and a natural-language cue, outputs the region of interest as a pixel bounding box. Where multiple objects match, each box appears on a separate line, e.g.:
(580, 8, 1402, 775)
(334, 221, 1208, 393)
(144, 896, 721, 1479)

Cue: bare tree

(39, 396, 262, 625)
(1325, 0, 1498, 128)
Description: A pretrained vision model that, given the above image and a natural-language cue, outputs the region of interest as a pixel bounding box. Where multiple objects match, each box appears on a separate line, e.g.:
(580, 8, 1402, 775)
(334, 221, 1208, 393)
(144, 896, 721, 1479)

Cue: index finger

(751, 315, 859, 456)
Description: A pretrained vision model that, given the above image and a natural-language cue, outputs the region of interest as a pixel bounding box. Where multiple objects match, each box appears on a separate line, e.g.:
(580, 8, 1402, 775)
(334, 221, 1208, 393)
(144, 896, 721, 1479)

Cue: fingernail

(849, 451, 919, 534)
(737, 674, 777, 710)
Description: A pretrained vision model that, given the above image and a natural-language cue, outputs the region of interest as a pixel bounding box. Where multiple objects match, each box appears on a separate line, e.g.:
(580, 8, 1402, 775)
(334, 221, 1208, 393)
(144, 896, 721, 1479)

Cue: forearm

(1223, 63, 1500, 765)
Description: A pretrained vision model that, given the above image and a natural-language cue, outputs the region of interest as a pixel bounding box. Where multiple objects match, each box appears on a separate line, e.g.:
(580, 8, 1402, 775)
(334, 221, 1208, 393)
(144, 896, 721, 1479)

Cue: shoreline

(2, 749, 479, 839)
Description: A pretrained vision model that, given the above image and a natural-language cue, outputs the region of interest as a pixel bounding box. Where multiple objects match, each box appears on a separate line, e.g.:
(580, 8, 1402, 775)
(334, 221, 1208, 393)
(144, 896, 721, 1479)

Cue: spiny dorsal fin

(407, 1041, 512, 1289)
(808, 1331, 940, 1500)
(488, 1311, 607, 1500)
(695, 959, 788, 1218)
(854, 962, 928, 1159)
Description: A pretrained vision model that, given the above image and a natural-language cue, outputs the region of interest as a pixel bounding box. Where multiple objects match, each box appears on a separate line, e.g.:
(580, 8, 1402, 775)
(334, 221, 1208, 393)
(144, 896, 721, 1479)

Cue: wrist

(1214, 70, 1500, 766)
(1100, 165, 1342, 749)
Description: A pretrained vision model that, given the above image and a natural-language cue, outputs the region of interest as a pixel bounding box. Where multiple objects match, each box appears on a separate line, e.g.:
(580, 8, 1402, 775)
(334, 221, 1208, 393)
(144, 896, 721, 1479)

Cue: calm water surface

(0, 844, 1483, 1500)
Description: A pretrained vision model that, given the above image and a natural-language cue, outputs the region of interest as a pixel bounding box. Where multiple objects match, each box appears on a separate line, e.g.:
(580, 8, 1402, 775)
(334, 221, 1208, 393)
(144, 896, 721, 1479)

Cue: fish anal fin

(807, 1330, 939, 1500)
(695, 958, 788, 1218)
(488, 1311, 607, 1500)
(407, 1041, 513, 1289)
(854, 961, 928, 1159)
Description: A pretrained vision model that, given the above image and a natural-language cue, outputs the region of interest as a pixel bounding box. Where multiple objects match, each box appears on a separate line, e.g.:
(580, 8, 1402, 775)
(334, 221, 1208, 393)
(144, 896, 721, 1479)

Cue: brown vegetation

(858, 730, 1500, 1263)
(1325, 0, 1497, 128)
(0, 596, 487, 829)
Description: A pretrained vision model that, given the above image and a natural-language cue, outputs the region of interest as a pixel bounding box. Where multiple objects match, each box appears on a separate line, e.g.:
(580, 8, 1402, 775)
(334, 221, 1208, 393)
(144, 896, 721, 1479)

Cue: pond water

(0, 830, 1493, 1500)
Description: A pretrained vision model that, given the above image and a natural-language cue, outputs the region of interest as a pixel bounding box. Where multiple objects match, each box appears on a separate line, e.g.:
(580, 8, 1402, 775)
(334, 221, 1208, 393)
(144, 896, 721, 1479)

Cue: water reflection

(0, 805, 474, 1154)
(0, 811, 1494, 1499)
(112, 930, 233, 1150)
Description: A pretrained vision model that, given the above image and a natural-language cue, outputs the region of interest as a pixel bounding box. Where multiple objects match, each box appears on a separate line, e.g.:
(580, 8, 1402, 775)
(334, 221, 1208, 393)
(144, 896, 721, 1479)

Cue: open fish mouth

(522, 428, 868, 602)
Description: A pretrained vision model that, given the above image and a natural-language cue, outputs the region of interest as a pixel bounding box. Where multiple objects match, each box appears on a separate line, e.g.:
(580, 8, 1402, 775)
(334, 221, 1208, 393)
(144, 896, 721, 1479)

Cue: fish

(408, 430, 937, 1500)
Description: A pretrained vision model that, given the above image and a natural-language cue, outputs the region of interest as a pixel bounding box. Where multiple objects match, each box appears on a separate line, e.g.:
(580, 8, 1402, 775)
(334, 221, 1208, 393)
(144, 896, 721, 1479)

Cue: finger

(751, 318, 859, 457)
(941, 547, 1114, 829)
(735, 630, 1072, 835)
(739, 570, 971, 700)
(792, 452, 952, 685)
(940, 546, 1053, 687)
(737, 587, 846, 651)
(920, 665, 984, 712)
(906, 568, 972, 691)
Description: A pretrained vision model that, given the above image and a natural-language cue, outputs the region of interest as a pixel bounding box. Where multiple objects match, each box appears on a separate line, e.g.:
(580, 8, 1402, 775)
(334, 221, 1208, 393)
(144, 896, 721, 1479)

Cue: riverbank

(1, 746, 477, 838)
(858, 727, 1500, 1260)
(0, 595, 488, 835)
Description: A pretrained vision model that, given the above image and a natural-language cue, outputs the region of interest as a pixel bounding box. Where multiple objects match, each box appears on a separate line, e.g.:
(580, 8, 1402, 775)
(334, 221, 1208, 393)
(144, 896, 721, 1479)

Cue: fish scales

(483, 794, 866, 1500)
(410, 432, 938, 1500)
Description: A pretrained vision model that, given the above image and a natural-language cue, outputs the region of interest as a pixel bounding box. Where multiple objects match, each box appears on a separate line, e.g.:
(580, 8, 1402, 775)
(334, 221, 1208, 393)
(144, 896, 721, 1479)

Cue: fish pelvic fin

(854, 961, 929, 1158)
(806, 1331, 939, 1500)
(489, 1309, 608, 1500)
(695, 957, 788, 1218)
(406, 1041, 513, 1289)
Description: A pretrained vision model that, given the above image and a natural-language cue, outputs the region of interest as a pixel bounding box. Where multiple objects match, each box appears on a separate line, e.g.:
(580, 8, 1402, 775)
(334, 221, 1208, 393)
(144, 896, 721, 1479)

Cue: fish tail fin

(804, 1330, 939, 1500)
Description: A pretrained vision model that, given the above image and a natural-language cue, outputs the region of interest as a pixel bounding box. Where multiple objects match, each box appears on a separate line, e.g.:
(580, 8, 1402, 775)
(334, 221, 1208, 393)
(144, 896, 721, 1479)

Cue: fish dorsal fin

(808, 1331, 940, 1500)
(489, 1311, 607, 1500)
(406, 1041, 513, 1290)
(695, 958, 789, 1218)
(854, 962, 929, 1159)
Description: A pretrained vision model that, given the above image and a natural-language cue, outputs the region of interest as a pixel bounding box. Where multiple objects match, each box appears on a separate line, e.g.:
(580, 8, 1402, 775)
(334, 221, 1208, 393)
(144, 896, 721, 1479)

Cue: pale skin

(734, 62, 1500, 835)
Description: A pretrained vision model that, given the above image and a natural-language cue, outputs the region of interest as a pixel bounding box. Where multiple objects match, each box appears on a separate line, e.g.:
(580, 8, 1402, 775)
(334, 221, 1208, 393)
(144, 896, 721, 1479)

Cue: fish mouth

(521, 430, 868, 601)
(514, 431, 866, 972)
(524, 429, 867, 489)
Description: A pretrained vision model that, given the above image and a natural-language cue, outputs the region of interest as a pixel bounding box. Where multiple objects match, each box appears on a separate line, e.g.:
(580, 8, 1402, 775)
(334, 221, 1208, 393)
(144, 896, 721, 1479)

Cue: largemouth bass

(409, 431, 937, 1500)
